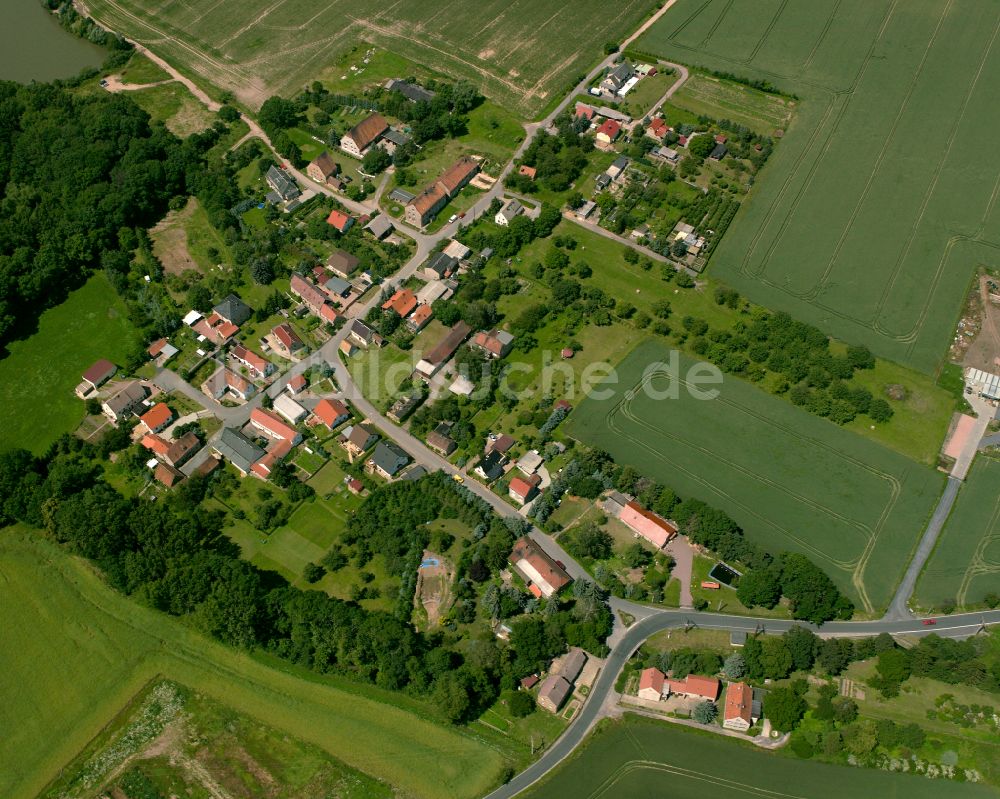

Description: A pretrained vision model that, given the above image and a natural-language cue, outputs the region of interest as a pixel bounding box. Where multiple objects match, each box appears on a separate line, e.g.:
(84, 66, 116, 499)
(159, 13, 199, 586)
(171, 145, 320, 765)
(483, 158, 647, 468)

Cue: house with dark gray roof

(213, 427, 266, 475)
(367, 440, 410, 479)
(365, 214, 394, 240)
(213, 294, 252, 326)
(265, 165, 300, 203)
(385, 78, 435, 103)
(424, 251, 458, 280)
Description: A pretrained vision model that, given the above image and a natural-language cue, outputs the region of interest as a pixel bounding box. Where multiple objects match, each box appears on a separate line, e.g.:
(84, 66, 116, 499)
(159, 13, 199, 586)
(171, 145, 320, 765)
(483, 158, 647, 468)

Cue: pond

(0, 2, 104, 84)
(708, 561, 741, 586)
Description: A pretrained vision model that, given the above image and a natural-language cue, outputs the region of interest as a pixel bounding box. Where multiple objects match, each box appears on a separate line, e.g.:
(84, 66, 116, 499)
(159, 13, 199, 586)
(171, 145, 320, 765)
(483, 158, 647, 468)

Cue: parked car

(922, 619, 937, 626)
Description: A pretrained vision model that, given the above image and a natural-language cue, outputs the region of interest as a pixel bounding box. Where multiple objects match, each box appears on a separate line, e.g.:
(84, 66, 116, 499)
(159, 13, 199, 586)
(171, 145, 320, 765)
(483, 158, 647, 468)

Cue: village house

(138, 402, 173, 434)
(387, 393, 422, 424)
(407, 304, 433, 332)
(508, 473, 541, 505)
(250, 407, 303, 446)
(602, 60, 634, 94)
(231, 343, 275, 379)
(366, 440, 410, 479)
(607, 156, 630, 181)
(214, 295, 253, 326)
(365, 214, 394, 240)
(313, 398, 350, 430)
(306, 151, 340, 184)
(213, 427, 265, 476)
(147, 339, 178, 364)
(426, 422, 456, 455)
(327, 249, 361, 279)
(416, 279, 452, 306)
(164, 432, 202, 469)
(575, 102, 597, 122)
(646, 118, 670, 141)
(273, 394, 308, 425)
(723, 681, 759, 732)
(323, 275, 352, 300)
(508, 536, 572, 598)
(619, 500, 678, 548)
(471, 329, 515, 359)
(101, 381, 148, 423)
(667, 674, 720, 701)
(494, 198, 524, 226)
(203, 366, 256, 402)
(415, 320, 472, 379)
(271, 323, 304, 355)
(81, 359, 117, 393)
(265, 165, 300, 204)
(516, 450, 543, 475)
(638, 667, 665, 701)
(710, 141, 728, 161)
(326, 209, 355, 234)
(381, 288, 417, 318)
(650, 146, 680, 165)
(595, 118, 621, 145)
(344, 422, 379, 458)
(380, 129, 411, 155)
(347, 319, 383, 349)
(287, 374, 307, 395)
(340, 112, 389, 158)
(424, 252, 458, 280)
(405, 157, 480, 227)
(385, 78, 435, 103)
(518, 165, 537, 180)
(154, 463, 185, 488)
(443, 239, 472, 261)
(537, 675, 572, 714)
(141, 433, 171, 458)
(475, 449, 506, 482)
(191, 312, 240, 346)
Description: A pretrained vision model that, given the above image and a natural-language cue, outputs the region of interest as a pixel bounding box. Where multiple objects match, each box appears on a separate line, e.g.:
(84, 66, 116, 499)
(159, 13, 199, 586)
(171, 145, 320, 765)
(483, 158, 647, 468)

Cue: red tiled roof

(348, 478, 364, 493)
(437, 156, 479, 195)
(139, 402, 172, 431)
(272, 323, 303, 350)
(82, 359, 116, 384)
(508, 537, 571, 597)
(725, 681, 753, 723)
(381, 288, 417, 318)
(575, 102, 595, 120)
(232, 343, 269, 375)
(409, 304, 433, 326)
(667, 674, 720, 700)
(288, 374, 307, 391)
(250, 407, 298, 441)
(141, 433, 170, 456)
(619, 501, 677, 548)
(147, 339, 167, 357)
(596, 119, 621, 139)
(326, 209, 353, 231)
(639, 667, 665, 695)
(518, 165, 537, 179)
(346, 112, 388, 151)
(314, 398, 349, 429)
(648, 118, 668, 138)
(408, 184, 447, 216)
(154, 463, 184, 487)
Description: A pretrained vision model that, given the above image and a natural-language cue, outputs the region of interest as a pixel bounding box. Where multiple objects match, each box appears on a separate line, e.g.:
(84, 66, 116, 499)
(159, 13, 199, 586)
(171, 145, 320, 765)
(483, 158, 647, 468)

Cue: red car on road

(922, 619, 937, 626)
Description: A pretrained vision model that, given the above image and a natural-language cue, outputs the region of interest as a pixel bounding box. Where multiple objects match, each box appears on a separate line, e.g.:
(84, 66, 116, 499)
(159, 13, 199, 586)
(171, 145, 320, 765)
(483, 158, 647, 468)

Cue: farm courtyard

(638, 0, 1000, 373)
(566, 339, 945, 614)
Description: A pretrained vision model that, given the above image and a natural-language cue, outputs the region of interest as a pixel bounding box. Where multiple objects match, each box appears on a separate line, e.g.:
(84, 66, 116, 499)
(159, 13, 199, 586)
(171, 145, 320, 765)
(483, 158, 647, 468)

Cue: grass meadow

(915, 457, 1000, 610)
(84, 0, 657, 116)
(522, 717, 995, 799)
(637, 0, 1000, 374)
(565, 339, 944, 614)
(0, 526, 504, 799)
(0, 275, 141, 454)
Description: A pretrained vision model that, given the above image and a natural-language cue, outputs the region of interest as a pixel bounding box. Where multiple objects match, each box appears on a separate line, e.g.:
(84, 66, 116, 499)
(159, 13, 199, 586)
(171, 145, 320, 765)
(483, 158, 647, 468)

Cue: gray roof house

(101, 381, 148, 422)
(265, 165, 301, 202)
(389, 187, 416, 204)
(424, 251, 458, 279)
(595, 173, 612, 191)
(558, 647, 587, 683)
(214, 427, 265, 475)
(537, 675, 572, 713)
(365, 214, 394, 240)
(324, 275, 352, 297)
(385, 78, 436, 104)
(495, 199, 524, 226)
(213, 294, 252, 325)
(367, 440, 410, 478)
(604, 61, 634, 92)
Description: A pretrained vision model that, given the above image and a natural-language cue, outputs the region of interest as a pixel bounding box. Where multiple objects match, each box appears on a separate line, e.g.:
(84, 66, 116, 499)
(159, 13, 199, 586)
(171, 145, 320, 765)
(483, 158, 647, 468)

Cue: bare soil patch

(414, 550, 453, 627)
(151, 198, 200, 276)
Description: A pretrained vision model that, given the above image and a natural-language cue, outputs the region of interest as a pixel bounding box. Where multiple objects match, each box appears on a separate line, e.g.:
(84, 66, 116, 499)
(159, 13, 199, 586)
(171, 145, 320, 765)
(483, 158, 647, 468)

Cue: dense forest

(0, 79, 190, 349)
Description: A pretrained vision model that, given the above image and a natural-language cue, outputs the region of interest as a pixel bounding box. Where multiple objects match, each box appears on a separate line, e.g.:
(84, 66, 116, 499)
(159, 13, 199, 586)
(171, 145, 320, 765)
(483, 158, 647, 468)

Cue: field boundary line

(957, 493, 1000, 606)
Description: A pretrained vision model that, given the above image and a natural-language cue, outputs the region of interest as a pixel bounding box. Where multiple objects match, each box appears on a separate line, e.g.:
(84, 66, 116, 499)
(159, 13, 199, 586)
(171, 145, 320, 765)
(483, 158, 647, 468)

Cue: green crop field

(915, 458, 1000, 609)
(84, 0, 657, 116)
(566, 340, 944, 613)
(0, 526, 503, 799)
(636, 0, 1000, 374)
(523, 717, 993, 799)
(0, 275, 141, 454)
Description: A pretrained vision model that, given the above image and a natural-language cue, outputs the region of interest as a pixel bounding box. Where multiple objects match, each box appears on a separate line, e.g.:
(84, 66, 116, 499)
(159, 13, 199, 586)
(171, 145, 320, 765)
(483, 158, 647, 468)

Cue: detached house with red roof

(595, 119, 621, 145)
(647, 117, 670, 141)
(326, 209, 355, 233)
(250, 408, 302, 446)
(313, 398, 350, 430)
(271, 323, 304, 355)
(619, 501, 678, 549)
(381, 288, 417, 318)
(667, 674, 720, 701)
(508, 537, 571, 598)
(638, 667, 666, 701)
(339, 112, 389, 158)
(723, 681, 758, 731)
(231, 343, 274, 379)
(508, 474, 541, 505)
(139, 402, 173, 434)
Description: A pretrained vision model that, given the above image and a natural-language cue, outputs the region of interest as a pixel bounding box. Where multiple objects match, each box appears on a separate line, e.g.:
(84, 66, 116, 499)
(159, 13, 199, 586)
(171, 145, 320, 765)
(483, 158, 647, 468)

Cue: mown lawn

(0, 275, 141, 454)
(0, 527, 505, 799)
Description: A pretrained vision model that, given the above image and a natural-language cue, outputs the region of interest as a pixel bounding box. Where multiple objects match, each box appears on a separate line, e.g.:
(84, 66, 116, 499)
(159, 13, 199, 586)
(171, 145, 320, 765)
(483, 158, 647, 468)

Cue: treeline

(43, 0, 132, 53)
(0, 441, 613, 724)
(0, 80, 188, 349)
